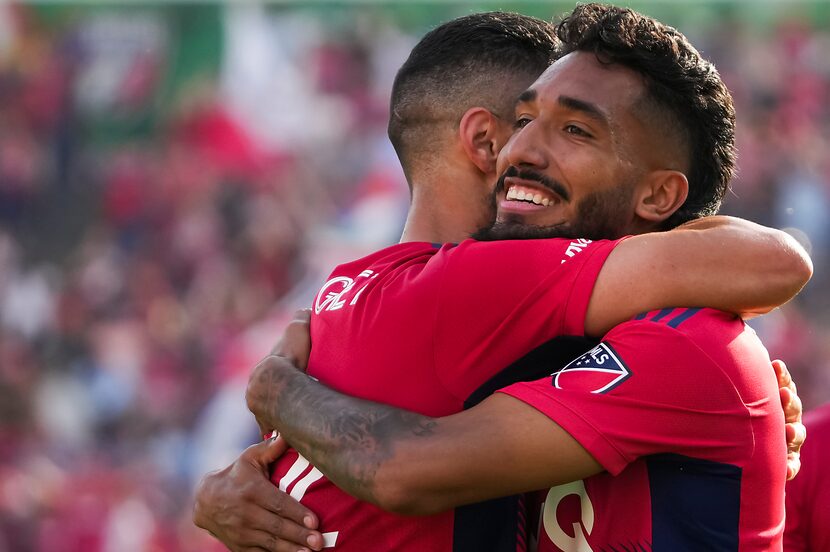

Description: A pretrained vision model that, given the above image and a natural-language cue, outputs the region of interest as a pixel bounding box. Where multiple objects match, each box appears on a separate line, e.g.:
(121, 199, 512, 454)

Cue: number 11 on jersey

(279, 453, 340, 548)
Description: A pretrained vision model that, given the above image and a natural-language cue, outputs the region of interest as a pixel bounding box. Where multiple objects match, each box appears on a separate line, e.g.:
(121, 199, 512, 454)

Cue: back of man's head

(389, 12, 558, 184)
(555, 3, 736, 229)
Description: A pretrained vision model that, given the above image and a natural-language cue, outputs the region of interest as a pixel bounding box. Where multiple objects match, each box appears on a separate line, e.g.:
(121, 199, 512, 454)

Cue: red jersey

(501, 308, 786, 551)
(271, 238, 620, 551)
(784, 402, 830, 552)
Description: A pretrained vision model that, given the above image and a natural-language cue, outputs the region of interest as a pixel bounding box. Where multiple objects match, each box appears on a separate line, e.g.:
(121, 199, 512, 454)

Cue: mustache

(495, 166, 570, 201)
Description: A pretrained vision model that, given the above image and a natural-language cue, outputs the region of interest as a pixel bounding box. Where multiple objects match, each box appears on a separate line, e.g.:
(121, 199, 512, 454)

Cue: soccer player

(784, 402, 830, 551)
(195, 9, 809, 552)
(244, 5, 810, 551)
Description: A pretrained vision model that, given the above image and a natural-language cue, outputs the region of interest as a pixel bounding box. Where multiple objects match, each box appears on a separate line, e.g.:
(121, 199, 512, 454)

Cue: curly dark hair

(388, 12, 558, 182)
(555, 3, 736, 228)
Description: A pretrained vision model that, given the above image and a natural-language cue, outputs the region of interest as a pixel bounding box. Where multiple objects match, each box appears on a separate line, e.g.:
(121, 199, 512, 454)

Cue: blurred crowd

(0, 3, 827, 551)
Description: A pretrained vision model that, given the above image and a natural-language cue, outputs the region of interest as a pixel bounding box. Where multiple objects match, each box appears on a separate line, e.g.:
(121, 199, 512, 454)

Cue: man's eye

(514, 117, 532, 129)
(565, 124, 592, 137)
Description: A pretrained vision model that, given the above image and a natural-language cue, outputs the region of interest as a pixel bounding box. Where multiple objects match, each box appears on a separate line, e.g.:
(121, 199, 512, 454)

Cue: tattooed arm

(246, 354, 602, 515)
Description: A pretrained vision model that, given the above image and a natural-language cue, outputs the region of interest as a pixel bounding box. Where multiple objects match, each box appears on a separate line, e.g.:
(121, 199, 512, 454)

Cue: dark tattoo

(246, 355, 438, 504)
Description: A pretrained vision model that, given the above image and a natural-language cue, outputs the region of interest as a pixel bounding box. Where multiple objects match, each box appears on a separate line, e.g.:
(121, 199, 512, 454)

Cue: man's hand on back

(774, 359, 806, 480)
(193, 438, 324, 552)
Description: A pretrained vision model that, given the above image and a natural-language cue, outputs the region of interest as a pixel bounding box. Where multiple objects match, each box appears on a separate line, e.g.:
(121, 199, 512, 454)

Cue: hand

(193, 438, 325, 551)
(773, 359, 806, 480)
(271, 309, 312, 372)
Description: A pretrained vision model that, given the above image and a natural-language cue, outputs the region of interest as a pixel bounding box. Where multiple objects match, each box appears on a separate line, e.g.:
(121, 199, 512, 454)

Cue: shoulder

(314, 242, 444, 311)
(436, 238, 621, 274)
(325, 242, 438, 273)
(602, 308, 763, 384)
(608, 308, 747, 347)
(605, 308, 774, 404)
(449, 237, 615, 257)
(622, 307, 740, 329)
(366, 241, 441, 265)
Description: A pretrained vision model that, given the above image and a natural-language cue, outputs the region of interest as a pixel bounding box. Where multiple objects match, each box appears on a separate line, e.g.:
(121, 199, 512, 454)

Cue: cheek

(560, 148, 620, 193)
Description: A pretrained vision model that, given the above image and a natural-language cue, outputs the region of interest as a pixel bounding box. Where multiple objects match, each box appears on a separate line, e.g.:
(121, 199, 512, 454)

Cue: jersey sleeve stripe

(649, 307, 676, 322)
(517, 495, 528, 550)
(666, 307, 702, 329)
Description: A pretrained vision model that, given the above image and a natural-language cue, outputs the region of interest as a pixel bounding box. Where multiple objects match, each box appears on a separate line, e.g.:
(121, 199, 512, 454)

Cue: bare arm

(247, 355, 601, 516)
(247, 354, 806, 517)
(584, 215, 812, 336)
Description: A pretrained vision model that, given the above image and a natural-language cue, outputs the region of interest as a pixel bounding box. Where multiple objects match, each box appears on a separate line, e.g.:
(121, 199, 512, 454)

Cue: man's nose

(504, 121, 548, 170)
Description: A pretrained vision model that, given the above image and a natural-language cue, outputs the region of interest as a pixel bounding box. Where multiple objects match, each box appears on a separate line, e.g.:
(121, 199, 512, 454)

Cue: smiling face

(486, 51, 671, 240)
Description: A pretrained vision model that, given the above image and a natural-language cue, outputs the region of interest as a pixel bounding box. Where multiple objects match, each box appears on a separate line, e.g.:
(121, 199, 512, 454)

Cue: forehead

(524, 51, 646, 115)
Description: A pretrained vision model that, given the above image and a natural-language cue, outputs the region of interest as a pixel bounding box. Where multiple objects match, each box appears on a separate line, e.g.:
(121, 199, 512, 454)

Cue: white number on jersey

(280, 454, 340, 548)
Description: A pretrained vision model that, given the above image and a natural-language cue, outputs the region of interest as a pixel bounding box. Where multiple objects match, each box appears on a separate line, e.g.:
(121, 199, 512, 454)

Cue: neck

(623, 217, 664, 238)
(399, 166, 493, 244)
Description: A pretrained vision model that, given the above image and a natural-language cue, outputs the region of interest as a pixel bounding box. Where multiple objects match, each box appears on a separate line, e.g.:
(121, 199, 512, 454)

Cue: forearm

(586, 216, 812, 336)
(246, 355, 438, 509)
(672, 215, 812, 313)
(247, 358, 601, 515)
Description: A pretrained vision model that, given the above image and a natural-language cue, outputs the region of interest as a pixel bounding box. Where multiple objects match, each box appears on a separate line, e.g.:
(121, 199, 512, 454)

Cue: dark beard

(473, 180, 635, 242)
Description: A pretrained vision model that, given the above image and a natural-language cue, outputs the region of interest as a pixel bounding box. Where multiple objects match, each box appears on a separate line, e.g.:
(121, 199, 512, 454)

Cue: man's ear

(458, 107, 508, 176)
(634, 170, 689, 223)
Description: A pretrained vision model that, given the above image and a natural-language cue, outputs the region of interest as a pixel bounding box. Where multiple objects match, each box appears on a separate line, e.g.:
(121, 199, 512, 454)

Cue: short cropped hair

(388, 12, 558, 181)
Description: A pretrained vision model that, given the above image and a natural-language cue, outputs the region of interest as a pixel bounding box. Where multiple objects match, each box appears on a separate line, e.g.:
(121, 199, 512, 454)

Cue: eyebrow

(558, 95, 609, 127)
(515, 88, 537, 107)
(515, 90, 610, 129)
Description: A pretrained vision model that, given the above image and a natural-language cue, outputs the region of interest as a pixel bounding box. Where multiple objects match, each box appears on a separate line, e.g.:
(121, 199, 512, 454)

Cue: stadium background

(0, 1, 828, 549)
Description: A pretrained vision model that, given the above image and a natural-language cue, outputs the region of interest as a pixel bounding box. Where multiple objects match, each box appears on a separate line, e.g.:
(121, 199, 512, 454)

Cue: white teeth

(506, 186, 552, 206)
